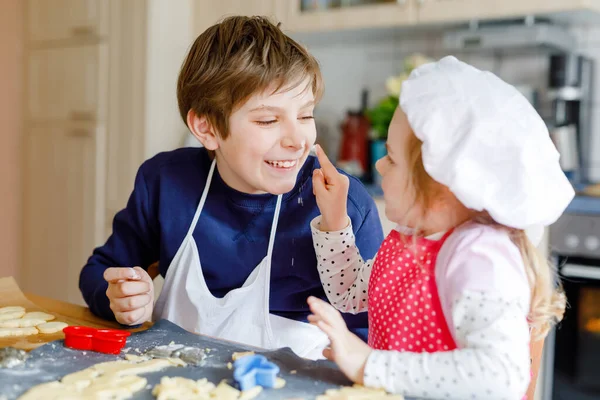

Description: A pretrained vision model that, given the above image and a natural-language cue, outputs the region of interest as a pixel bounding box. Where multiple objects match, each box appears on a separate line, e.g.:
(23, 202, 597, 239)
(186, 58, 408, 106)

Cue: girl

(307, 56, 572, 399)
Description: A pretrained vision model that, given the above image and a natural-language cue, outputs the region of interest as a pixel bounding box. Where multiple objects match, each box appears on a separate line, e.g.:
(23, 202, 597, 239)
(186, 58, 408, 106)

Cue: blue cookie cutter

(233, 354, 280, 391)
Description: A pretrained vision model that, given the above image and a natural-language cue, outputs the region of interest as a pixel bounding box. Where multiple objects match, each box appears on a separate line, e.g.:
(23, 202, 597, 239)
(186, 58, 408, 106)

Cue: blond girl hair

(405, 132, 566, 338)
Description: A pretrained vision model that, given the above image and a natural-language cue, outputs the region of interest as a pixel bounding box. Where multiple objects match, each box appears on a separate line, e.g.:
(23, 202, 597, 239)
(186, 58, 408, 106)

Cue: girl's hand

(307, 296, 372, 384)
(312, 145, 349, 232)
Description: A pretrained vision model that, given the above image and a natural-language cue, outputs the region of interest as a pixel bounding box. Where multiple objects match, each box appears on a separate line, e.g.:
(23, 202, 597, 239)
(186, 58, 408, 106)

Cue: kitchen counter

(0, 277, 149, 351)
(23, 292, 149, 332)
(3, 279, 544, 399)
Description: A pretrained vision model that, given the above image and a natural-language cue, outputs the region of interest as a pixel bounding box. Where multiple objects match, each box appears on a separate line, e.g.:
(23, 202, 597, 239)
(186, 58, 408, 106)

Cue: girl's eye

(300, 116, 314, 121)
(387, 154, 394, 164)
(256, 120, 277, 126)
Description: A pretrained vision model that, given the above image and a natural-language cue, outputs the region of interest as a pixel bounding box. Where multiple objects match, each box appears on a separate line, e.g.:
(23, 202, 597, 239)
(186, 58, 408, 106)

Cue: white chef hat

(400, 56, 574, 236)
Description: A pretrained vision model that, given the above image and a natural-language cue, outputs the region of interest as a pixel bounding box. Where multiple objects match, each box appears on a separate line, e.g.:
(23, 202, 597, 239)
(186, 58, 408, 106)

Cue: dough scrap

(239, 386, 262, 400)
(93, 358, 180, 377)
(210, 381, 240, 400)
(152, 376, 216, 400)
(82, 375, 147, 398)
(274, 377, 286, 389)
(61, 368, 99, 390)
(124, 354, 150, 363)
(0, 318, 46, 328)
(17, 381, 67, 400)
(18, 356, 183, 399)
(22, 311, 55, 321)
(316, 385, 404, 400)
(37, 321, 68, 334)
(0, 327, 38, 338)
(231, 351, 255, 361)
(151, 377, 265, 400)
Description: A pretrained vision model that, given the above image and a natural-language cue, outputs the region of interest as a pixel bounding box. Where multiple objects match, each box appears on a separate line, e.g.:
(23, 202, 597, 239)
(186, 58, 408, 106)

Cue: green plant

(366, 95, 398, 140)
(366, 54, 432, 140)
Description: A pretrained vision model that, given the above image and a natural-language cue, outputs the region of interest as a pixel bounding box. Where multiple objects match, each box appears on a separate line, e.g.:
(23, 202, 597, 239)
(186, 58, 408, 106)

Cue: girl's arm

(311, 216, 375, 314)
(363, 291, 530, 399)
(364, 224, 532, 399)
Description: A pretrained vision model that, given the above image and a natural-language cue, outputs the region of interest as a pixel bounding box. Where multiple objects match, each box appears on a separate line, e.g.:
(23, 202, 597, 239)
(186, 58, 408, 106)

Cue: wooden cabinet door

(416, 0, 488, 23)
(27, 44, 108, 123)
(282, 0, 417, 33)
(417, 0, 593, 24)
(22, 124, 105, 305)
(193, 0, 279, 34)
(27, 0, 109, 42)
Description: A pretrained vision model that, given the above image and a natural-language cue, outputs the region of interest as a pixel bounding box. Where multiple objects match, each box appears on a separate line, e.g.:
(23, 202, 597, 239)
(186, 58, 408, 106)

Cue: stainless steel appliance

(543, 200, 600, 399)
(547, 54, 595, 183)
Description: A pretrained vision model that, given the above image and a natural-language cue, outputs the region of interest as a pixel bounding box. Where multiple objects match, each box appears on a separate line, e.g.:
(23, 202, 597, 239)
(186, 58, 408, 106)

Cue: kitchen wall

(145, 0, 195, 158)
(0, 0, 23, 280)
(295, 25, 599, 167)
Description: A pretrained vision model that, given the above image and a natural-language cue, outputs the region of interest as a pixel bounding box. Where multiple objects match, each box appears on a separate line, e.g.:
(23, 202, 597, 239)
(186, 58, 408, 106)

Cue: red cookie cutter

(62, 326, 131, 354)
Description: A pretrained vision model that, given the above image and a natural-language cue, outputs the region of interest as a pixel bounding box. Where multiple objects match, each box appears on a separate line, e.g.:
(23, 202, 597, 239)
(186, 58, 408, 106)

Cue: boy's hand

(307, 296, 372, 384)
(312, 145, 350, 232)
(104, 267, 154, 325)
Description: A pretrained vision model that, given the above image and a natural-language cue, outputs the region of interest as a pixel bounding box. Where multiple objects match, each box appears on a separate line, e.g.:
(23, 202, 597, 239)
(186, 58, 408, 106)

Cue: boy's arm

(311, 216, 375, 314)
(79, 163, 159, 321)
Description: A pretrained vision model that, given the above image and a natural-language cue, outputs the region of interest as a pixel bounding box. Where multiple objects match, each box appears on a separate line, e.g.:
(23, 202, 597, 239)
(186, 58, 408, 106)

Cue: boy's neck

(214, 156, 268, 195)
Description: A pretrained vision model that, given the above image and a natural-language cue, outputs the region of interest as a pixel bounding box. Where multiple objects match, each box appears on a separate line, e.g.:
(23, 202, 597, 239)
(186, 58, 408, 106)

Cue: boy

(79, 16, 383, 359)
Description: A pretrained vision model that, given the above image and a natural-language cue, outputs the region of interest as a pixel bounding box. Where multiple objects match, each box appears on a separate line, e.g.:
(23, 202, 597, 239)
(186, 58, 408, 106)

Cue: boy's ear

(187, 110, 219, 150)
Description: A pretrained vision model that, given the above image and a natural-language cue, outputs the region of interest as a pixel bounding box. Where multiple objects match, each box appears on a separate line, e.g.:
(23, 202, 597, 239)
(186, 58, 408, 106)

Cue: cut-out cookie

(0, 306, 25, 314)
(37, 321, 68, 334)
(22, 312, 55, 322)
(0, 327, 38, 338)
(0, 318, 46, 328)
(0, 310, 25, 322)
(317, 385, 404, 400)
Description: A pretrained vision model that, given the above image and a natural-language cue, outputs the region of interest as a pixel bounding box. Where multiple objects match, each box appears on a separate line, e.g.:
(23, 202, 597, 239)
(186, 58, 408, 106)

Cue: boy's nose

(281, 122, 305, 150)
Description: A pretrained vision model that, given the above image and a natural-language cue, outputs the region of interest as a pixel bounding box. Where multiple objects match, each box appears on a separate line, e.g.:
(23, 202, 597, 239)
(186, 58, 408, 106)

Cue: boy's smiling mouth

(265, 159, 298, 169)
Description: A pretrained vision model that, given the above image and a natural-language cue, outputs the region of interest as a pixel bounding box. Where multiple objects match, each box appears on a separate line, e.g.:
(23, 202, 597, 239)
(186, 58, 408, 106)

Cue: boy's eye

(256, 120, 277, 126)
(300, 115, 314, 121)
(387, 154, 394, 164)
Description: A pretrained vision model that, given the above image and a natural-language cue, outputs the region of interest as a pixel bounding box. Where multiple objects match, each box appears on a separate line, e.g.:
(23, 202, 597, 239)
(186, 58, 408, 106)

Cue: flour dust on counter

(0, 320, 364, 400)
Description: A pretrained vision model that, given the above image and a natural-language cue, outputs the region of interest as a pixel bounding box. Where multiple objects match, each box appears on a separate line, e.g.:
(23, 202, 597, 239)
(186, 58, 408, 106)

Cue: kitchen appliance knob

(584, 236, 600, 251)
(565, 234, 579, 249)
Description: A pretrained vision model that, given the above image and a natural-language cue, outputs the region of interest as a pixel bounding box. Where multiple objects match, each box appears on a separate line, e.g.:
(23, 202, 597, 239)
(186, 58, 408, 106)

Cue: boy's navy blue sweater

(80, 147, 384, 340)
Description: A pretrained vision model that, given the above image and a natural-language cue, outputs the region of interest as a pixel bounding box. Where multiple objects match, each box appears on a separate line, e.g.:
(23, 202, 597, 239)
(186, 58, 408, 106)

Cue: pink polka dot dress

(311, 217, 533, 399)
(368, 229, 457, 353)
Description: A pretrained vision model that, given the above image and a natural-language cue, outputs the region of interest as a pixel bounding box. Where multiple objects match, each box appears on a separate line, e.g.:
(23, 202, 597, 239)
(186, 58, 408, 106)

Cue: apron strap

(266, 194, 283, 259)
(186, 158, 217, 238)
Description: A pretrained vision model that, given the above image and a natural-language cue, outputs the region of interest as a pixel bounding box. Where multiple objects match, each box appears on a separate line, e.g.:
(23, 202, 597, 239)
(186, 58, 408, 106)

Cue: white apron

(153, 160, 329, 360)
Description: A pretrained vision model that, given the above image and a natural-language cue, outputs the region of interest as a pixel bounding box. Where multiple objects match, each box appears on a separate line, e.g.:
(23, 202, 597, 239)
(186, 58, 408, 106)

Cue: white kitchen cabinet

(27, 44, 108, 123)
(417, 0, 600, 24)
(27, 0, 109, 43)
(193, 0, 287, 34)
(22, 124, 104, 304)
(277, 0, 600, 33)
(22, 0, 147, 305)
(281, 0, 417, 33)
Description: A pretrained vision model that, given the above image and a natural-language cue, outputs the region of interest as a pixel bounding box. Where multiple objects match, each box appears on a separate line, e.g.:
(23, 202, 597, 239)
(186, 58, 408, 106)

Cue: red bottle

(337, 90, 370, 179)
